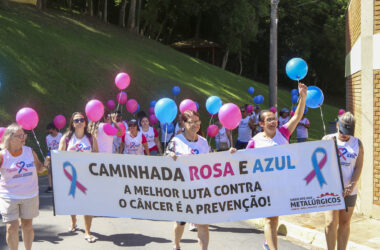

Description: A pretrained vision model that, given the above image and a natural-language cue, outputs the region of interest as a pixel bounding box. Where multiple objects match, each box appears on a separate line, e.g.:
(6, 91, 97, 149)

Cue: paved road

(0, 176, 307, 250)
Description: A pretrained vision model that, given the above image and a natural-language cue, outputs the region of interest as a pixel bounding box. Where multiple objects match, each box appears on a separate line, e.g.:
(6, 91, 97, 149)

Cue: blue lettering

(287, 155, 296, 169)
(253, 159, 264, 173)
(264, 158, 274, 172)
(275, 156, 286, 170)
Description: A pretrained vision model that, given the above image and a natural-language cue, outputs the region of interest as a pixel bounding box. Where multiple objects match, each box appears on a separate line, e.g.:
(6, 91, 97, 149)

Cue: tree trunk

(221, 49, 229, 70)
(67, 0, 72, 9)
(194, 13, 202, 38)
(119, 0, 127, 27)
(136, 0, 142, 33)
(238, 51, 243, 75)
(103, 0, 107, 23)
(269, 0, 279, 108)
(87, 0, 93, 16)
(127, 0, 136, 32)
(36, 0, 43, 9)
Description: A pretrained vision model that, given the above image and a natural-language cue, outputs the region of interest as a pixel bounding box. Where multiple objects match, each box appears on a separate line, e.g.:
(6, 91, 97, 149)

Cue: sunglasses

(339, 129, 350, 136)
(73, 118, 85, 124)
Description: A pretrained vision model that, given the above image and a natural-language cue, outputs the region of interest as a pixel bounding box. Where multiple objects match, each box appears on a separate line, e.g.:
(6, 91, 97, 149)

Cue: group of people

(0, 83, 363, 250)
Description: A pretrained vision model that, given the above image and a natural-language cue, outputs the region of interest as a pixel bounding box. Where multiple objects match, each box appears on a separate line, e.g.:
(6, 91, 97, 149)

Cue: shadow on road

(89, 232, 172, 247)
(209, 224, 263, 234)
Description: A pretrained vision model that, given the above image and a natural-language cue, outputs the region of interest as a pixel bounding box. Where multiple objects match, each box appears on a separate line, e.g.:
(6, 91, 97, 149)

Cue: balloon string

(206, 116, 214, 146)
(164, 125, 168, 151)
(320, 106, 326, 136)
(32, 130, 45, 161)
(116, 90, 122, 111)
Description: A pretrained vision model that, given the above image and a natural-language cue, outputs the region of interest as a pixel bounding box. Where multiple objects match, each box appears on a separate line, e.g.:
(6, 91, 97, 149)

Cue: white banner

(51, 140, 345, 224)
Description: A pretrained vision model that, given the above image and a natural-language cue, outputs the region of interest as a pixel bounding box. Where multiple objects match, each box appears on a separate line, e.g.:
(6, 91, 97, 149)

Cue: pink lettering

(213, 163, 222, 177)
(223, 162, 235, 177)
(200, 165, 212, 179)
(189, 166, 199, 181)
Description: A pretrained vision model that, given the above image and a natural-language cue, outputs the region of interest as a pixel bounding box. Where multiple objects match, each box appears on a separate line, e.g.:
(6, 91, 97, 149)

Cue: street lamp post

(269, 0, 279, 108)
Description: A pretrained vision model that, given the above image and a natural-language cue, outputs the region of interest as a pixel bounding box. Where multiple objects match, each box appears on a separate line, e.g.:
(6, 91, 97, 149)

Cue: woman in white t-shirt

(0, 123, 48, 250)
(278, 108, 290, 127)
(140, 116, 162, 155)
(231, 83, 308, 250)
(296, 114, 310, 143)
(120, 120, 150, 155)
(58, 112, 99, 243)
(323, 112, 363, 250)
(45, 122, 63, 193)
(88, 112, 122, 154)
(166, 110, 210, 250)
(215, 121, 232, 151)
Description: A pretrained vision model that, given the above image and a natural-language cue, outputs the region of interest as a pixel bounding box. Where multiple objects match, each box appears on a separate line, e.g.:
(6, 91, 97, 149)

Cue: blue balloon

(206, 96, 222, 115)
(172, 86, 181, 96)
(248, 87, 255, 95)
(163, 123, 175, 133)
(150, 100, 157, 107)
(286, 58, 308, 81)
(134, 104, 140, 114)
(195, 101, 199, 111)
(253, 95, 264, 104)
(154, 98, 178, 124)
(291, 89, 298, 96)
(291, 95, 298, 104)
(292, 105, 308, 114)
(306, 86, 324, 108)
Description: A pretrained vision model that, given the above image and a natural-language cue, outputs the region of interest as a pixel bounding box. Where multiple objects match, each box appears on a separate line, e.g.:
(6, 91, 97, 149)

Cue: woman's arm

(226, 129, 233, 147)
(344, 140, 364, 197)
(285, 83, 308, 134)
(92, 137, 99, 153)
(33, 150, 48, 173)
(154, 136, 163, 154)
(111, 114, 123, 137)
(58, 134, 67, 151)
(143, 142, 150, 155)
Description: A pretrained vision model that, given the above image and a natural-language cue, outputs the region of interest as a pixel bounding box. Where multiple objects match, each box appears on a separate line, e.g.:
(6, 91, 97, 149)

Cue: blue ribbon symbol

(63, 161, 87, 197)
(311, 148, 327, 187)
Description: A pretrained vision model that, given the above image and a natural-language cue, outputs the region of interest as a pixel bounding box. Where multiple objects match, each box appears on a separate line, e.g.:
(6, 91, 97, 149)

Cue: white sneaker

(189, 223, 197, 232)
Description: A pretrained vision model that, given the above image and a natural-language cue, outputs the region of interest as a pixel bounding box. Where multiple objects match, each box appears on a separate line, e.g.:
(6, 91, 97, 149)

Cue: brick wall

(375, 0, 380, 33)
(346, 72, 362, 139)
(374, 70, 380, 204)
(346, 0, 361, 54)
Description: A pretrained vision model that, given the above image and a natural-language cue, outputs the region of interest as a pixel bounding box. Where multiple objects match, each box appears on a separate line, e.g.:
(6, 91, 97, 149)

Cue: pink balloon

(85, 99, 104, 122)
(106, 100, 116, 110)
(149, 107, 155, 115)
(117, 122, 126, 138)
(246, 104, 253, 113)
(338, 109, 345, 116)
(116, 91, 128, 104)
(103, 123, 118, 136)
(149, 114, 158, 125)
(269, 106, 277, 114)
(115, 72, 130, 90)
(126, 99, 138, 113)
(218, 103, 242, 130)
(53, 115, 66, 130)
(207, 124, 219, 137)
(16, 107, 39, 130)
(179, 99, 197, 114)
(0, 127, 6, 143)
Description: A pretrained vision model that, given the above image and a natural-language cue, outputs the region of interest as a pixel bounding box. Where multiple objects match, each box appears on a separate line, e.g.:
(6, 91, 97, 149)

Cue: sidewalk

(248, 212, 380, 249)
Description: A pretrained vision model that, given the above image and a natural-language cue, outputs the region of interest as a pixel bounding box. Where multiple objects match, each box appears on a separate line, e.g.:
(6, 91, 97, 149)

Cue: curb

(246, 218, 375, 250)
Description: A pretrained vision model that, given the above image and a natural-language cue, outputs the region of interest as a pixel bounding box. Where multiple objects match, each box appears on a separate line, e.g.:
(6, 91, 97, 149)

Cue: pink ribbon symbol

(75, 144, 84, 152)
(16, 161, 27, 173)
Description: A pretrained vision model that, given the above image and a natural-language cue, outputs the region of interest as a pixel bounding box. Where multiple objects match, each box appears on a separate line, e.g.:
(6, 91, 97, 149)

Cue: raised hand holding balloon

(16, 107, 45, 159)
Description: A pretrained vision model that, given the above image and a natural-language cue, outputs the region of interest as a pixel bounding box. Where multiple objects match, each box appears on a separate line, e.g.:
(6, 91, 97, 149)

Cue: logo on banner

(63, 161, 87, 198)
(304, 147, 327, 188)
(289, 192, 342, 211)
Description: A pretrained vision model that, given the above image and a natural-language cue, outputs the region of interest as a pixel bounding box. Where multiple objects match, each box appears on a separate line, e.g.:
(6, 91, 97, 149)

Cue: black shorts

(176, 221, 186, 225)
(345, 194, 357, 207)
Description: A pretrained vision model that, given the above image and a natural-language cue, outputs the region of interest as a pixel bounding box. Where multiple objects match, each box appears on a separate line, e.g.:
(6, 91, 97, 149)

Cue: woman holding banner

(58, 112, 99, 243)
(0, 123, 48, 250)
(166, 110, 210, 250)
(323, 112, 363, 250)
(235, 82, 307, 250)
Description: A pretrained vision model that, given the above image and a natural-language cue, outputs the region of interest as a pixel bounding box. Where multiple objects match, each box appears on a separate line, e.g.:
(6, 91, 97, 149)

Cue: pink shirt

(246, 125, 290, 149)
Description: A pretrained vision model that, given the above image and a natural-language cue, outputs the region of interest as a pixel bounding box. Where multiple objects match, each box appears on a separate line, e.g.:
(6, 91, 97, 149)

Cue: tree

(119, 0, 128, 27)
(269, 0, 279, 108)
(127, 0, 136, 32)
(103, 0, 107, 23)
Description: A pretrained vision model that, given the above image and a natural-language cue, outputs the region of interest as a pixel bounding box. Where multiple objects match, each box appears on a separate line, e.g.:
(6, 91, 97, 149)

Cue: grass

(0, 4, 339, 155)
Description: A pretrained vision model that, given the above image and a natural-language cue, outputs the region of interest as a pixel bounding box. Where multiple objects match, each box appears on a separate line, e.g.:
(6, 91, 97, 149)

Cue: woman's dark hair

(258, 110, 273, 122)
(180, 110, 200, 123)
(46, 122, 58, 131)
(66, 112, 92, 139)
(137, 110, 147, 120)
